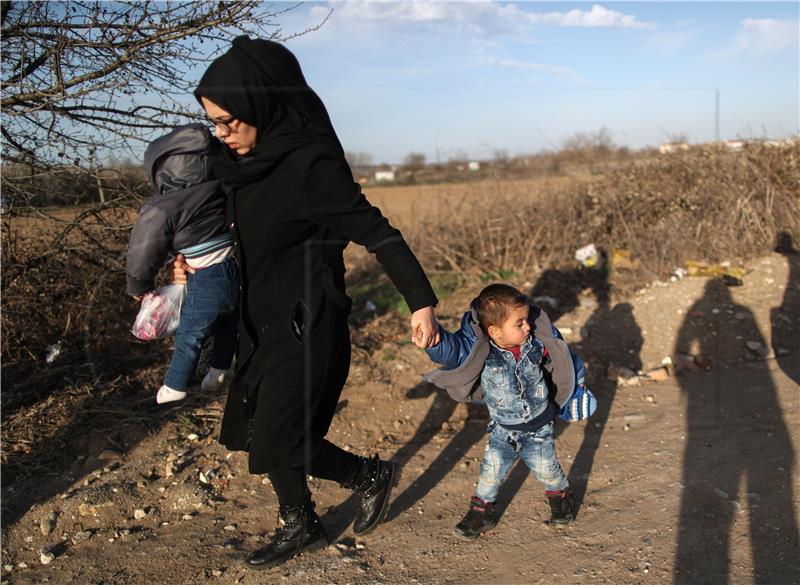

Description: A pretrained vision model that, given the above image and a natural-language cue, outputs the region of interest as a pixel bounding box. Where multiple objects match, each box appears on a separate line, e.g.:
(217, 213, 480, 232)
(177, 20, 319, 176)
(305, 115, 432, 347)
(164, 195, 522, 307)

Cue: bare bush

(1, 1, 321, 167)
(417, 142, 800, 290)
(2, 199, 141, 405)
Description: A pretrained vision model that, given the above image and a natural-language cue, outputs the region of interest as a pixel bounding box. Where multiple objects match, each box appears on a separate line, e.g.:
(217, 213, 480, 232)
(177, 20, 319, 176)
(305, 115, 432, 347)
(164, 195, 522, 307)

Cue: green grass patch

(348, 271, 462, 321)
(479, 269, 516, 282)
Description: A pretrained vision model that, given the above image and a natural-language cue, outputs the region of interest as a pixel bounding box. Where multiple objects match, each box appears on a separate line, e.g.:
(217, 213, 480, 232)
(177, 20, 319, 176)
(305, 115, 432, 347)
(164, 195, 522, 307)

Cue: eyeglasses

(207, 115, 237, 135)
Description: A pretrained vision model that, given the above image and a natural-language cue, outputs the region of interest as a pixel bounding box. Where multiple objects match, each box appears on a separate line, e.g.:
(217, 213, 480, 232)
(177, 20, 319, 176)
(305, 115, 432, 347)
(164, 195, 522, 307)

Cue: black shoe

(244, 502, 328, 570)
(350, 455, 399, 536)
(546, 489, 574, 526)
(453, 496, 497, 540)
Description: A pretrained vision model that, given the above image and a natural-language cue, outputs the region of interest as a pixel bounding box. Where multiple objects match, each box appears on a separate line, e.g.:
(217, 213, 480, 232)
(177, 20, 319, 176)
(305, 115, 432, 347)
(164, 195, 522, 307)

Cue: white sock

(156, 384, 187, 404)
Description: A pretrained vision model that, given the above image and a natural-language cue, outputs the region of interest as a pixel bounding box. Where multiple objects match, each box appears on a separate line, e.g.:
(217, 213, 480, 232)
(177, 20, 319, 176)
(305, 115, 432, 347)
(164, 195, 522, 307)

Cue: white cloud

(737, 18, 798, 55)
(308, 2, 653, 38)
(529, 4, 653, 29)
(712, 18, 798, 58)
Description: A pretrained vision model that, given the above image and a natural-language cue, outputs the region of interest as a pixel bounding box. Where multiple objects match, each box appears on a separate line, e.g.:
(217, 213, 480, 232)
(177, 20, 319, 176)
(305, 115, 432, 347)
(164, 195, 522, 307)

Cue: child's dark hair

(475, 283, 529, 332)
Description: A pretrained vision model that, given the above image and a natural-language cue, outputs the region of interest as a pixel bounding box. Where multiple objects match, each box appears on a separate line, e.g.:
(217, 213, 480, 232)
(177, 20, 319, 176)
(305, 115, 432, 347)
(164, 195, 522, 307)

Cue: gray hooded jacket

(126, 124, 230, 295)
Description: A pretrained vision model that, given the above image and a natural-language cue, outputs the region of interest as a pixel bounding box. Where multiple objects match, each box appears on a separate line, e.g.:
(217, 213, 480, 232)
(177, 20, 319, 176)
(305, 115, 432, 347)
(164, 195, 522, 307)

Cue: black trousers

(268, 439, 362, 508)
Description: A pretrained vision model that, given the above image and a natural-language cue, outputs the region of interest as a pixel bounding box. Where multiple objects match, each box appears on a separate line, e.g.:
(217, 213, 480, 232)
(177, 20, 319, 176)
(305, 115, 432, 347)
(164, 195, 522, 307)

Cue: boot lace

(272, 518, 300, 543)
(461, 506, 485, 527)
(548, 491, 571, 517)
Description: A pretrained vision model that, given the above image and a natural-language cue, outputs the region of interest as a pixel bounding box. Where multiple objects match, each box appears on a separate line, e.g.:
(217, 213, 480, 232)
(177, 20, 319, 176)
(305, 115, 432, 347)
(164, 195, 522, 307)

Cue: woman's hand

(168, 253, 195, 285)
(410, 306, 440, 349)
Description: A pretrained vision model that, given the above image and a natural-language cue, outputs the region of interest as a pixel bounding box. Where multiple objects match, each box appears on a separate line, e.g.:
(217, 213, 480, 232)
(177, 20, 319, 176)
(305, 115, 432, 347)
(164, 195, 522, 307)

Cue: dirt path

(2, 252, 798, 585)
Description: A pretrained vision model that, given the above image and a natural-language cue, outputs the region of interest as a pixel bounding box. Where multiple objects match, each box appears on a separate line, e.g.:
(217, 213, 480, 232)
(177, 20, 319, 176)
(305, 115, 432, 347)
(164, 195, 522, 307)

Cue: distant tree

(403, 152, 426, 171)
(447, 149, 469, 164)
(1, 1, 327, 169)
(492, 149, 509, 165)
(345, 151, 374, 169)
(665, 132, 689, 144)
(562, 127, 615, 153)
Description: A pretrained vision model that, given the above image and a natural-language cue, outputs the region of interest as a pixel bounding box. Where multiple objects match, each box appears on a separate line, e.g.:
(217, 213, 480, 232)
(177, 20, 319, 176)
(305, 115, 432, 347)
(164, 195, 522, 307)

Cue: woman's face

(201, 96, 258, 156)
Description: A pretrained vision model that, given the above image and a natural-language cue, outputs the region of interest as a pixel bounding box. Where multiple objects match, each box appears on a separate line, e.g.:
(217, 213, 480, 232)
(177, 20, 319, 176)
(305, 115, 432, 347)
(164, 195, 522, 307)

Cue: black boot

(546, 489, 574, 526)
(244, 502, 328, 570)
(348, 455, 399, 536)
(453, 496, 498, 540)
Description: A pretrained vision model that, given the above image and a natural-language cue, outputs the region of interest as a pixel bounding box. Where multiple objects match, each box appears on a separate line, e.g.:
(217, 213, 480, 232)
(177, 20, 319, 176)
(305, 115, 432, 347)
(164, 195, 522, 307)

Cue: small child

(425, 283, 582, 539)
(126, 124, 239, 404)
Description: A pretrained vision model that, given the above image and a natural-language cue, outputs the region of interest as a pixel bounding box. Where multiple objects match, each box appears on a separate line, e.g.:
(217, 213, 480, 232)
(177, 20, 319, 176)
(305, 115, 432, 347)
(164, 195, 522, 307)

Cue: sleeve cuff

(127, 276, 154, 296)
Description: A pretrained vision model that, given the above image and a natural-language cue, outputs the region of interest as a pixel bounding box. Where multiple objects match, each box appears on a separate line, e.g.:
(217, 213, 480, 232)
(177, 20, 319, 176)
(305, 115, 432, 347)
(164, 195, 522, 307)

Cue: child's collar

(489, 335, 533, 354)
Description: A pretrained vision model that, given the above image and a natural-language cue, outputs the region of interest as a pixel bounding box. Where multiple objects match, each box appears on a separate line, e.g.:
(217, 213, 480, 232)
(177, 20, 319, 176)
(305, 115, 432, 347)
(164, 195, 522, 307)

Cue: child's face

(488, 304, 531, 349)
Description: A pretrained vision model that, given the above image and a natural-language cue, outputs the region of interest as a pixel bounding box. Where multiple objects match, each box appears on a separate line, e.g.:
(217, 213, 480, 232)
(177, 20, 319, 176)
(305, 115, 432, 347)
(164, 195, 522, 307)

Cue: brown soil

(2, 252, 798, 585)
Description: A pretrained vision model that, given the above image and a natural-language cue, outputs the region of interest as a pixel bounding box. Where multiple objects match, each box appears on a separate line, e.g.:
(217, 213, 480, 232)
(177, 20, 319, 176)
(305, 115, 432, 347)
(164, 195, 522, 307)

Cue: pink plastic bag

(131, 284, 187, 340)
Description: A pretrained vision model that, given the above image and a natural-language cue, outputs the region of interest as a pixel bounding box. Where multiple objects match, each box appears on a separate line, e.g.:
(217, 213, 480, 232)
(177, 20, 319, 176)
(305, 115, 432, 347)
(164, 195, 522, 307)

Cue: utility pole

(715, 88, 720, 143)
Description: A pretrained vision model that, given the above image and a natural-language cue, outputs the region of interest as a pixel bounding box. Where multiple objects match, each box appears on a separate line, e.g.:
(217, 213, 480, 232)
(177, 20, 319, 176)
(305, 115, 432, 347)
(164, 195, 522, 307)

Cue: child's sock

(201, 367, 227, 391)
(156, 384, 187, 404)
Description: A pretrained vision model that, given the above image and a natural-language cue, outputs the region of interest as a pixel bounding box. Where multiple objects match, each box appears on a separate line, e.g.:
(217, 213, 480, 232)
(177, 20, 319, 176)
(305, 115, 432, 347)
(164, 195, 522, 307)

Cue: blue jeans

(475, 420, 568, 502)
(164, 257, 239, 391)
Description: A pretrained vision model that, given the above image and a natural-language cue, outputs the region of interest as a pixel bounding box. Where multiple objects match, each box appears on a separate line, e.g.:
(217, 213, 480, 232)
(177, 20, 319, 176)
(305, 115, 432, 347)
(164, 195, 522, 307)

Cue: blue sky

(261, 1, 799, 164)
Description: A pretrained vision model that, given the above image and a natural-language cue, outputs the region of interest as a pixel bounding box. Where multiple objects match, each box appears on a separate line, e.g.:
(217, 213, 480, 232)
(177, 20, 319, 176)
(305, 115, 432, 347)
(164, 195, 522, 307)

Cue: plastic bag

(574, 243, 600, 268)
(131, 284, 187, 340)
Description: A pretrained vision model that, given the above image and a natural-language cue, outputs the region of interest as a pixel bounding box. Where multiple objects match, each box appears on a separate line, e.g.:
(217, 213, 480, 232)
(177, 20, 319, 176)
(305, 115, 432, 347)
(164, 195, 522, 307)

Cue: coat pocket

(290, 298, 311, 342)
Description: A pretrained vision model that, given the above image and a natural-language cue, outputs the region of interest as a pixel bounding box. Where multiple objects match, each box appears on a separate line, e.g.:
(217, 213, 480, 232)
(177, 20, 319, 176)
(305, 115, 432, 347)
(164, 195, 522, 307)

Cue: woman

(189, 36, 440, 570)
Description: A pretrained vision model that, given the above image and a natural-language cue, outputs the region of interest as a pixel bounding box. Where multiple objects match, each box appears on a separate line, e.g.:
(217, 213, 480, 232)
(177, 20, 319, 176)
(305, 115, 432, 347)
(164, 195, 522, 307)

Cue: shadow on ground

(673, 279, 800, 585)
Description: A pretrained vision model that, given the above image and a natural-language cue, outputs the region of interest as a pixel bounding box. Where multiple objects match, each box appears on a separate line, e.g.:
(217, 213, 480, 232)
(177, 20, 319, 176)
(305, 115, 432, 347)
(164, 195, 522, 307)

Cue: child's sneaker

(453, 496, 497, 540)
(546, 489, 574, 525)
(201, 367, 227, 391)
(156, 384, 186, 404)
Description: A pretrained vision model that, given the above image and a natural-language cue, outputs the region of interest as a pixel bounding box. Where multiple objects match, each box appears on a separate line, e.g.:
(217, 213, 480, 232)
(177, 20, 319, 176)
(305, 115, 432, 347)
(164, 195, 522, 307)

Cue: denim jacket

(481, 336, 550, 426)
(425, 302, 587, 423)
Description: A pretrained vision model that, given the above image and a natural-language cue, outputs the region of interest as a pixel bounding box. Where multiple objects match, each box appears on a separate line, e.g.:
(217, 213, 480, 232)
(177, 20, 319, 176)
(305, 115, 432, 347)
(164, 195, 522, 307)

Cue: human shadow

(529, 264, 611, 322)
(385, 382, 488, 521)
(314, 384, 484, 539)
(771, 231, 800, 386)
(0, 368, 227, 528)
(566, 300, 642, 514)
(1, 275, 229, 527)
(673, 279, 800, 584)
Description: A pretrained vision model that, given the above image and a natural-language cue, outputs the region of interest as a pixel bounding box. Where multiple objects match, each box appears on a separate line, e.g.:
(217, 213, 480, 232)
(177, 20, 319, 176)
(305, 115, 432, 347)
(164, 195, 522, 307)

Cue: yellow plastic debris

(611, 249, 638, 270)
(685, 260, 746, 279)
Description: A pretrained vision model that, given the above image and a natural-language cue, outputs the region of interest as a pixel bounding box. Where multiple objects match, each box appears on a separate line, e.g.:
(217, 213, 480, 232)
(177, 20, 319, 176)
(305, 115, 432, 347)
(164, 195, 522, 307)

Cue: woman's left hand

(410, 306, 440, 349)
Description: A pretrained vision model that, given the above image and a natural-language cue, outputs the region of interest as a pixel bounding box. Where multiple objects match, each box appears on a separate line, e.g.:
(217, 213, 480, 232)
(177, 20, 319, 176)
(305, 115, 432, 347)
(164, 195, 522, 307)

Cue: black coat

(218, 142, 437, 473)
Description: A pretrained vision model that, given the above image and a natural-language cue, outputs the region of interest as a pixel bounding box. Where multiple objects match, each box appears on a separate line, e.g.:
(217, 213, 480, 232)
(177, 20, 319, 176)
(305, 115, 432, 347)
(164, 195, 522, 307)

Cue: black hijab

(195, 36, 345, 187)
